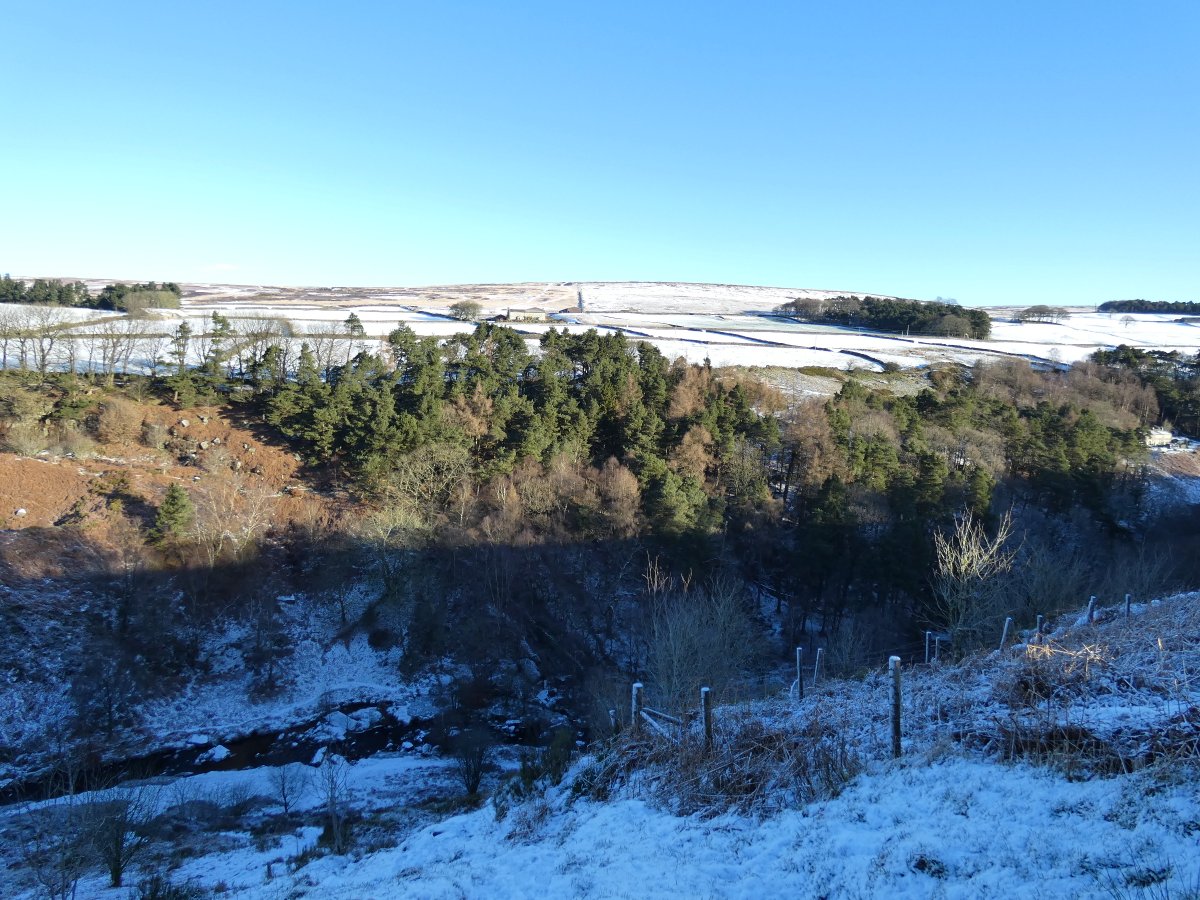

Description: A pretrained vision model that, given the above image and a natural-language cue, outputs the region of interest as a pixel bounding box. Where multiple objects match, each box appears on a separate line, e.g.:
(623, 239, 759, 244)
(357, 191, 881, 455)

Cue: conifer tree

(154, 483, 194, 542)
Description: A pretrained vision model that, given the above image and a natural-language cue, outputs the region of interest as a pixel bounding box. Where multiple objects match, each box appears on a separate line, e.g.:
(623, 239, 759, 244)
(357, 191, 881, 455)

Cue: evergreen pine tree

(154, 483, 194, 542)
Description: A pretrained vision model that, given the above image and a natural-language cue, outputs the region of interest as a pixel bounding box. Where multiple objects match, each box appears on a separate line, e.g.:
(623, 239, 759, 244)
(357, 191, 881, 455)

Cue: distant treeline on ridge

(775, 295, 991, 339)
(1098, 299, 1200, 314)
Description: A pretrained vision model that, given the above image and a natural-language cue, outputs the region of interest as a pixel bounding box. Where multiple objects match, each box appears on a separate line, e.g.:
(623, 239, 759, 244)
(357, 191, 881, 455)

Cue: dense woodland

(4, 316, 1197, 759)
(1097, 299, 1200, 314)
(1092, 345, 1200, 437)
(775, 295, 992, 339)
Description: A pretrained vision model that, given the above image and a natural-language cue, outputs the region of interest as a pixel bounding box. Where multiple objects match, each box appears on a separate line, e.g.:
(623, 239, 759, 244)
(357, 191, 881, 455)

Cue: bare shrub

(573, 700, 862, 817)
(268, 763, 309, 817)
(3, 421, 46, 455)
(931, 511, 1017, 653)
(1011, 529, 1094, 618)
(452, 728, 492, 797)
(645, 573, 762, 716)
(131, 873, 207, 899)
(824, 621, 871, 678)
(19, 793, 88, 900)
(96, 398, 144, 444)
(190, 470, 278, 566)
(142, 421, 168, 449)
(50, 423, 98, 457)
(1094, 544, 1182, 608)
(84, 781, 161, 887)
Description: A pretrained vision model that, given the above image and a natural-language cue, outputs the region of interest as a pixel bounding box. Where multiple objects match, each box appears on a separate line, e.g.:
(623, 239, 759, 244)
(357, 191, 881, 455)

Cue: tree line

(775, 295, 991, 340)
(1098, 299, 1200, 314)
(0, 276, 180, 311)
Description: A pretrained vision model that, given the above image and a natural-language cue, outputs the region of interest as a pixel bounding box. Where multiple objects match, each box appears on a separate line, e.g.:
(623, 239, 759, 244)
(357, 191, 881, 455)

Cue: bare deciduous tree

(93, 317, 141, 384)
(24, 305, 69, 376)
(19, 763, 88, 900)
(304, 324, 340, 381)
(931, 511, 1017, 652)
(645, 571, 760, 715)
(85, 781, 160, 888)
(268, 763, 309, 817)
(318, 754, 351, 854)
(190, 467, 278, 567)
(0, 305, 20, 369)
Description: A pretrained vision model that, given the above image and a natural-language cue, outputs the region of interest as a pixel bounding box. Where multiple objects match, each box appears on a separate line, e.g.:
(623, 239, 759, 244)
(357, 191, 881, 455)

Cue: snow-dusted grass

(271, 592, 1199, 899)
(638, 340, 886, 370)
(7, 592, 1196, 899)
(272, 757, 1197, 900)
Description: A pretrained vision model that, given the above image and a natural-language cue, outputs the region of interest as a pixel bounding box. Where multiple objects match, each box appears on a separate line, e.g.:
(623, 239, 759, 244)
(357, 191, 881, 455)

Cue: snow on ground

(244, 592, 1200, 899)
(135, 587, 442, 752)
(988, 313, 1199, 356)
(577, 282, 892, 316)
(7, 592, 1197, 899)
(643, 340, 885, 371)
(267, 757, 1198, 900)
(8, 288, 1198, 377)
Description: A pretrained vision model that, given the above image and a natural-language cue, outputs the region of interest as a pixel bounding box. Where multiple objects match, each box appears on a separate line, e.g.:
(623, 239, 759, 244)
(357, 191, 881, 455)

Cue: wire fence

(624, 591, 1200, 771)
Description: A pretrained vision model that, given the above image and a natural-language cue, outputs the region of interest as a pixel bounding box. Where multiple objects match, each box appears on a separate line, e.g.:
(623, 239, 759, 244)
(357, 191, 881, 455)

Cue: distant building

(505, 308, 547, 323)
(1146, 427, 1174, 447)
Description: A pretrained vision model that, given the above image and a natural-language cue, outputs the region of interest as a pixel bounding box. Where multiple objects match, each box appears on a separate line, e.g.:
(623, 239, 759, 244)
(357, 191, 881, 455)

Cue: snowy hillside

(7, 591, 1198, 899)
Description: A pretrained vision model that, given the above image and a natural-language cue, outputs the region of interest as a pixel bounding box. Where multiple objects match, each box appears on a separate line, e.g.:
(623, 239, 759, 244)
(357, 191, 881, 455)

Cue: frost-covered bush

(568, 703, 862, 817)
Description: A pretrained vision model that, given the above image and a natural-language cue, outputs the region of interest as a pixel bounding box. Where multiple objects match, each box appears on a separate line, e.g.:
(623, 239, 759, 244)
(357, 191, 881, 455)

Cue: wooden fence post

(1124, 593, 1132, 621)
(631, 682, 643, 735)
(933, 635, 941, 663)
(701, 686, 713, 752)
(1087, 596, 1096, 624)
(813, 648, 823, 686)
(1036, 614, 1044, 638)
(889, 656, 902, 759)
(1000, 616, 1013, 652)
(925, 631, 932, 665)
(795, 647, 804, 701)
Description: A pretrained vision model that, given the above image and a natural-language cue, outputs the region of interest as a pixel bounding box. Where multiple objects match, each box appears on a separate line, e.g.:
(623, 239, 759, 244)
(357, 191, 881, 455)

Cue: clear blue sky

(2, 1, 1196, 305)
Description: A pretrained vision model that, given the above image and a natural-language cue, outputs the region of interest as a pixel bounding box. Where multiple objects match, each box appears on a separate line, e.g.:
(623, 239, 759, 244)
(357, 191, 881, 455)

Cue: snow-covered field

(4, 283, 1198, 376)
(168, 287, 1200, 373)
(284, 757, 1198, 900)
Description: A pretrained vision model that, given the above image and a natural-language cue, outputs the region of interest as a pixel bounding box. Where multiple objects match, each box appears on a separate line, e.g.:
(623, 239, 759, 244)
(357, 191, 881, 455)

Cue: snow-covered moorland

(6, 592, 1198, 899)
